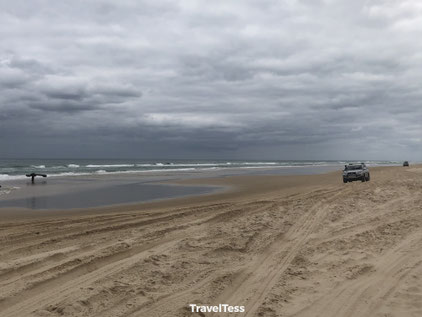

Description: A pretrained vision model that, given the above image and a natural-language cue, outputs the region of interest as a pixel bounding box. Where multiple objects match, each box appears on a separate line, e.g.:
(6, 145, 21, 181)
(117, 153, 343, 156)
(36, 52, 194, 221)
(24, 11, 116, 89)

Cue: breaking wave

(0, 159, 407, 182)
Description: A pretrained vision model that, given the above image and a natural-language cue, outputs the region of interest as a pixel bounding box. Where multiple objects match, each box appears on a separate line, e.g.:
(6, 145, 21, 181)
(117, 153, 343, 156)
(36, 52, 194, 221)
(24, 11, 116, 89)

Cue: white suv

(343, 163, 370, 183)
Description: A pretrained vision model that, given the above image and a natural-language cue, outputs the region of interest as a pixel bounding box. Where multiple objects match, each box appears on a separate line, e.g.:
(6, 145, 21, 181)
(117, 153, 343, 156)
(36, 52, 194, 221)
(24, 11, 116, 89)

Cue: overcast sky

(0, 0, 421, 160)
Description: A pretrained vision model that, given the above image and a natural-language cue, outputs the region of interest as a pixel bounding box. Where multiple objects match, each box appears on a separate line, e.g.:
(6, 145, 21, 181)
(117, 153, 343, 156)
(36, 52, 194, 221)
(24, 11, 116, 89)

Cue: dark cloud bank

(0, 0, 421, 160)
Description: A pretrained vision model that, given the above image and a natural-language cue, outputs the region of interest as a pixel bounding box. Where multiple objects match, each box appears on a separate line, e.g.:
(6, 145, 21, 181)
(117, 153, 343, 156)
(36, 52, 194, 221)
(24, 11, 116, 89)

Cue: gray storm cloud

(0, 0, 421, 160)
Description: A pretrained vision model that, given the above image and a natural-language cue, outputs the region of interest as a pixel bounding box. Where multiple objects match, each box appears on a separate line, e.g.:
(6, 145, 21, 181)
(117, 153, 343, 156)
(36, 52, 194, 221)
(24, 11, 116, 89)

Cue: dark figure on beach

(26, 173, 47, 183)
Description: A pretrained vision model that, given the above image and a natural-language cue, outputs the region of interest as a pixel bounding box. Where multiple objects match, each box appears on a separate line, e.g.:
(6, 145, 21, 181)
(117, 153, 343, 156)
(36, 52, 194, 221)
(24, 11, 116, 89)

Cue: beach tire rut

(210, 187, 351, 317)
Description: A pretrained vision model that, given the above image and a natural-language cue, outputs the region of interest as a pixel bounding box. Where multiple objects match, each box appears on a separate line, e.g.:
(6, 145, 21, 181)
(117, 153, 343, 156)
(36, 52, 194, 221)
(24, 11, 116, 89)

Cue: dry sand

(0, 166, 421, 316)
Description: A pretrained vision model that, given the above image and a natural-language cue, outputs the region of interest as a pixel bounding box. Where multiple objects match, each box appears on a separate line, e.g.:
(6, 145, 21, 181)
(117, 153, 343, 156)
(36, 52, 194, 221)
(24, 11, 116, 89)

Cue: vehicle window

(346, 165, 362, 170)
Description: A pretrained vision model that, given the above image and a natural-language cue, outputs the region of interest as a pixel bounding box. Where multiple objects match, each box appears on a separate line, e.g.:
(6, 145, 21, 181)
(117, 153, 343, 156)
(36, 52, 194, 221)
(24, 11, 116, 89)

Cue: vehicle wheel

(343, 179, 347, 183)
(367, 173, 370, 181)
(361, 175, 366, 182)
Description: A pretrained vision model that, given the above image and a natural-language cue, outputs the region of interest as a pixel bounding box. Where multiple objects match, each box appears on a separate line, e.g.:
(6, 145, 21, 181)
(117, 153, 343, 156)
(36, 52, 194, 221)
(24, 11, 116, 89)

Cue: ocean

(0, 158, 403, 181)
(0, 158, 406, 210)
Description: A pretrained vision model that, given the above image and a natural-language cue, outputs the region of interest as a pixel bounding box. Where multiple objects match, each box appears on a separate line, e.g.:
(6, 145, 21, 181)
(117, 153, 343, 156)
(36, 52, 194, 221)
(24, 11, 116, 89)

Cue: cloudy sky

(1, 0, 421, 160)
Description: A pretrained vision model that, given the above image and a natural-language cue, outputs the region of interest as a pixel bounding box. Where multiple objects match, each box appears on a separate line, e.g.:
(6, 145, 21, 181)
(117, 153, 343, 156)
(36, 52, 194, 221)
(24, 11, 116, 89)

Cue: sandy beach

(0, 165, 421, 317)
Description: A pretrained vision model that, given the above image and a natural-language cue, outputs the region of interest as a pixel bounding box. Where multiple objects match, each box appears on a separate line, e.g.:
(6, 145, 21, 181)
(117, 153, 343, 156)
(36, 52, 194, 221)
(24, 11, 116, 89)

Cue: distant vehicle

(343, 163, 370, 183)
(403, 161, 409, 167)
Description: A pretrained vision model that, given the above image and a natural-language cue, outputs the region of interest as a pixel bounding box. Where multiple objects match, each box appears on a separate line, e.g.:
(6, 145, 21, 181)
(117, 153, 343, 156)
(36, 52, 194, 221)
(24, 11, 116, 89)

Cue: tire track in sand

(0, 231, 184, 317)
(118, 188, 343, 317)
(0, 202, 271, 316)
(211, 187, 350, 317)
(293, 230, 422, 317)
(95, 203, 276, 317)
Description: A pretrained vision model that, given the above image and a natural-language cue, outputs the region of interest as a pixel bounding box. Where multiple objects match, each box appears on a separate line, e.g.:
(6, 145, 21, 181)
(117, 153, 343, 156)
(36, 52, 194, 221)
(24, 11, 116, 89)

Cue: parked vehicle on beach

(403, 161, 409, 167)
(343, 163, 370, 183)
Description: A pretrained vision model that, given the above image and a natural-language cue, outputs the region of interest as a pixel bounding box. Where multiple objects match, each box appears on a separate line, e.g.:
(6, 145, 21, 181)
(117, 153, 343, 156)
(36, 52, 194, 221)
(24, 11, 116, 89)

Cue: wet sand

(0, 182, 220, 211)
(0, 165, 339, 218)
(0, 165, 421, 316)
